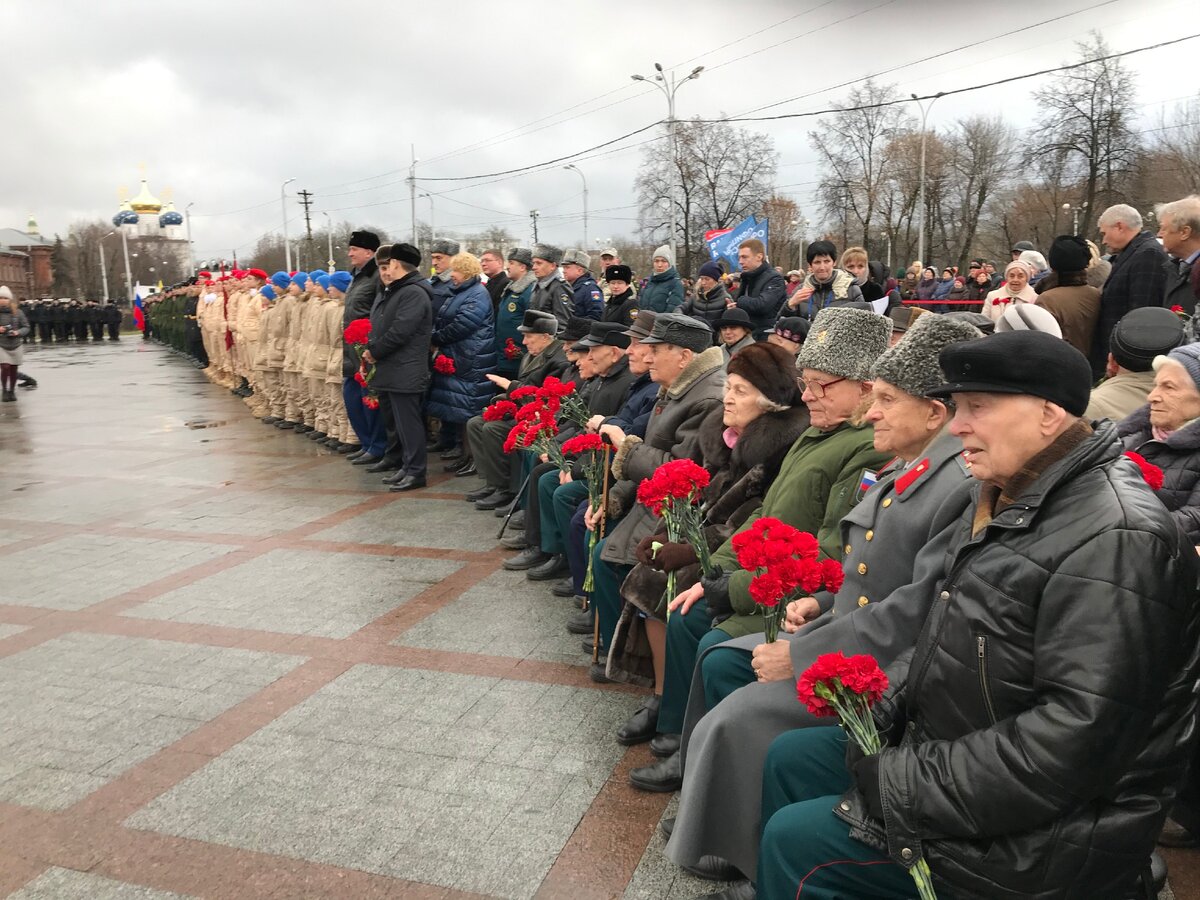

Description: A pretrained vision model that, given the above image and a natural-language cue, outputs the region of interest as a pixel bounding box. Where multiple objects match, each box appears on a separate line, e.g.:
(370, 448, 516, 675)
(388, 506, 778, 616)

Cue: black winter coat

(838, 421, 1200, 899)
(484, 270, 509, 313)
(602, 289, 639, 327)
(734, 261, 787, 337)
(1119, 404, 1200, 542)
(366, 272, 433, 394)
(1092, 231, 1169, 377)
(507, 339, 570, 393)
(682, 283, 729, 331)
(342, 259, 380, 377)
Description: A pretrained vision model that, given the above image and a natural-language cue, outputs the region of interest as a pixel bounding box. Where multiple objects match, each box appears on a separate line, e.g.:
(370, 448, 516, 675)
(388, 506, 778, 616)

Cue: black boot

(527, 553, 569, 581)
(616, 695, 661, 746)
(629, 750, 682, 793)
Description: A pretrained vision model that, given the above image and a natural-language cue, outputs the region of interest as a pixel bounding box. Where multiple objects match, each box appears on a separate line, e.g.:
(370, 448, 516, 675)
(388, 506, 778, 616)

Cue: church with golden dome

(111, 171, 191, 287)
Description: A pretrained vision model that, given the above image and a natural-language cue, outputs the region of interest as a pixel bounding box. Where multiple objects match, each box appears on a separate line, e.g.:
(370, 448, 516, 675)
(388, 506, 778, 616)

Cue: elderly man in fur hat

(663, 313, 982, 895)
(529, 244, 573, 330)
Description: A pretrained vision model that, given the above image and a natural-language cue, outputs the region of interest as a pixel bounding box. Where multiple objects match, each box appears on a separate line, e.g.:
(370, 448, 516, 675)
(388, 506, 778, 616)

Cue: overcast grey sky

(1, 0, 1194, 262)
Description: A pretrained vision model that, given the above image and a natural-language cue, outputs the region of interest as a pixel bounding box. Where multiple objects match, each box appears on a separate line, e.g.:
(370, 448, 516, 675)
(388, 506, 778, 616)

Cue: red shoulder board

(895, 458, 930, 495)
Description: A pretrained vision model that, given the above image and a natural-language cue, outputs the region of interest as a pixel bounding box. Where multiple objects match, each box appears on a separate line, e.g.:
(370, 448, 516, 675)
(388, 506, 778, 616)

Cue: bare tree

(761, 196, 804, 270)
(1134, 96, 1200, 207)
(1028, 31, 1141, 234)
(809, 80, 911, 251)
(937, 116, 1019, 269)
(635, 117, 777, 275)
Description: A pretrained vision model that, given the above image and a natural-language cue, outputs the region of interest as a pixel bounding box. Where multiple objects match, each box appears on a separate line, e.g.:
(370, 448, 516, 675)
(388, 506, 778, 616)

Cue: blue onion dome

(113, 204, 139, 226)
(159, 202, 184, 227)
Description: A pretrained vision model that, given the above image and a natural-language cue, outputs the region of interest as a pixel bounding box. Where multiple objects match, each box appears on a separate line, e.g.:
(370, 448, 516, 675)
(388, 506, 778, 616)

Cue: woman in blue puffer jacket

(426, 253, 498, 451)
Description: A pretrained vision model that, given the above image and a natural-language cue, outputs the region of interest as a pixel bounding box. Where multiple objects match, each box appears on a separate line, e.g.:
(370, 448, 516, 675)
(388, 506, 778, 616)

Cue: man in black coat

(86, 301, 104, 341)
(105, 302, 124, 341)
(362, 243, 433, 492)
(341, 231, 386, 464)
(757, 332, 1199, 900)
(1091, 203, 1170, 378)
(481, 249, 510, 315)
(732, 238, 787, 339)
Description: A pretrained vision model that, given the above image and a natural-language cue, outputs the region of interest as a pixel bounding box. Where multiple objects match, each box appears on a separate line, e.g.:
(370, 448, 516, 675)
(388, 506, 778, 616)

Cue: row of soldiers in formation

(19, 299, 124, 343)
(149, 268, 358, 449)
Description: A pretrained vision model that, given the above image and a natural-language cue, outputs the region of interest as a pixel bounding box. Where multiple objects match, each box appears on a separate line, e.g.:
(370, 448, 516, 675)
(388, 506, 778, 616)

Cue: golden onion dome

(129, 179, 162, 214)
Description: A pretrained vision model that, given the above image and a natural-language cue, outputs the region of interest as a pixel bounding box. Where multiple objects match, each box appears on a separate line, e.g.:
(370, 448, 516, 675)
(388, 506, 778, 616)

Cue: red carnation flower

(1171, 305, 1185, 314)
(362, 396, 380, 410)
(343, 318, 372, 345)
(354, 371, 368, 387)
(483, 400, 518, 422)
(1124, 450, 1165, 491)
(510, 386, 538, 400)
(820, 558, 845, 594)
(504, 338, 521, 360)
(433, 355, 456, 375)
(562, 434, 606, 455)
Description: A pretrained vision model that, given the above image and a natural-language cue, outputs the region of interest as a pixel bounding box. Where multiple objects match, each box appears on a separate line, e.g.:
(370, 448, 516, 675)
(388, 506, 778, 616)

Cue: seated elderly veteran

(1088, 307, 1185, 424)
(560, 313, 663, 627)
(581, 314, 725, 678)
(464, 309, 569, 511)
(744, 329, 1200, 900)
(502, 321, 637, 579)
(663, 314, 982, 887)
(607, 343, 810, 755)
(630, 307, 893, 796)
(766, 316, 809, 358)
(1118, 342, 1200, 543)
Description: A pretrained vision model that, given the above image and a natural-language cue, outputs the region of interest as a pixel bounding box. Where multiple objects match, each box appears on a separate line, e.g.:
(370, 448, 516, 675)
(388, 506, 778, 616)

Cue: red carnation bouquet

(563, 433, 611, 591)
(342, 318, 380, 409)
(637, 458, 713, 608)
(1124, 450, 1164, 491)
(537, 376, 590, 429)
(731, 517, 844, 642)
(433, 354, 456, 375)
(797, 652, 937, 900)
(483, 399, 518, 422)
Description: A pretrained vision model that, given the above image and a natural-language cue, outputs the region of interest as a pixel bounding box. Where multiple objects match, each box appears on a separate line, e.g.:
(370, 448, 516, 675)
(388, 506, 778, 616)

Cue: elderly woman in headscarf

(898, 266, 921, 302)
(983, 258, 1039, 323)
(915, 265, 938, 307)
(607, 342, 810, 751)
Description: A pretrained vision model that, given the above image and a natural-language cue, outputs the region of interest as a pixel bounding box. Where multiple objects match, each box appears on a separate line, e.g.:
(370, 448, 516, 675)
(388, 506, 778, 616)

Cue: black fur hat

(727, 341, 802, 407)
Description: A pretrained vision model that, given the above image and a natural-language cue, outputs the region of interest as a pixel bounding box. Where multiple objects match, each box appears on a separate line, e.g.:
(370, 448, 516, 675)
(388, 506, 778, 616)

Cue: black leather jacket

(837, 421, 1200, 899)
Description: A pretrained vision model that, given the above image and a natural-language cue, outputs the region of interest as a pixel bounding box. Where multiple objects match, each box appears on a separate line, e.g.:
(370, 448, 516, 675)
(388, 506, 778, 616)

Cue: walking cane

(496, 466, 535, 541)
(592, 444, 612, 666)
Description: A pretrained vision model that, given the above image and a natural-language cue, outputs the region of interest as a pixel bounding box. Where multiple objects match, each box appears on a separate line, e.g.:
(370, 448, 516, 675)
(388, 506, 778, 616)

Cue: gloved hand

(635, 533, 669, 567)
(853, 753, 885, 820)
(700, 567, 732, 618)
(654, 541, 698, 573)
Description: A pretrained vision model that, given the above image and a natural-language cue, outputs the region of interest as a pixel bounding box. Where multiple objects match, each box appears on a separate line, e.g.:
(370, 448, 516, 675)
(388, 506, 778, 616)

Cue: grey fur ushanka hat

(795, 307, 890, 380)
(871, 313, 983, 397)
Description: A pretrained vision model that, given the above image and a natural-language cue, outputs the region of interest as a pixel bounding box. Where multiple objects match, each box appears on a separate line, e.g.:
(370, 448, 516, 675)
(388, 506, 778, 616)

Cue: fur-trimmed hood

(662, 345, 725, 400)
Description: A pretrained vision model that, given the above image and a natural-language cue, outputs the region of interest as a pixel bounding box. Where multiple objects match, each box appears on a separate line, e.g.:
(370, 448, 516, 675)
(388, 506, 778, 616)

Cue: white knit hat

(0, 286, 12, 299)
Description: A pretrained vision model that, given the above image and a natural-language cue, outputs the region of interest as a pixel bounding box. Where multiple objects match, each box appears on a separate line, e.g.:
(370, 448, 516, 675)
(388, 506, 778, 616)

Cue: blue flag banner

(706, 215, 770, 269)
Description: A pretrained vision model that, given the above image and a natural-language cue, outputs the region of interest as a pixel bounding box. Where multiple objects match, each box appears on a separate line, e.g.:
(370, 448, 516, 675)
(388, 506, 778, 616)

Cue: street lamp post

(119, 227, 134, 305)
(280, 177, 296, 271)
(99, 231, 114, 304)
(420, 193, 435, 244)
(563, 164, 588, 249)
(632, 63, 704, 265)
(184, 202, 196, 274)
(796, 218, 810, 270)
(882, 231, 892, 270)
(911, 93, 944, 269)
(1061, 201, 1089, 235)
(408, 146, 419, 243)
(323, 212, 334, 272)
(530, 210, 540, 244)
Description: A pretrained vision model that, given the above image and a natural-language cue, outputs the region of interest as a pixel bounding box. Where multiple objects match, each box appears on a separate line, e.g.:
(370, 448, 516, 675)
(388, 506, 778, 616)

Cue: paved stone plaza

(0, 340, 1193, 899)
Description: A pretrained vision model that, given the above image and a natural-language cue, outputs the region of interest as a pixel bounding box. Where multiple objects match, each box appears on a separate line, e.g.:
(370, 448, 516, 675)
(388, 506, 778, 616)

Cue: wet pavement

(0, 340, 727, 899)
(0, 339, 1192, 899)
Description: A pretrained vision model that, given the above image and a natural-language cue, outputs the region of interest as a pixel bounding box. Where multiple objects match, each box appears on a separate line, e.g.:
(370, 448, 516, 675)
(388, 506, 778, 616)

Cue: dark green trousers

(658, 598, 728, 735)
(539, 474, 587, 555)
(588, 536, 630, 651)
(758, 726, 918, 899)
(701, 642, 756, 710)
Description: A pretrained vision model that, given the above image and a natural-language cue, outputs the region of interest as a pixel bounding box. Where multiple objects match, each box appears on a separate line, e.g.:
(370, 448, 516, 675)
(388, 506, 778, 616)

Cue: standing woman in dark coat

(425, 252, 498, 461)
(0, 288, 30, 401)
(362, 243, 434, 491)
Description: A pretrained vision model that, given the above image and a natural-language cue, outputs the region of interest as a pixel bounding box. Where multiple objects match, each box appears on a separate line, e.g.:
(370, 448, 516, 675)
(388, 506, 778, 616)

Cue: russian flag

(133, 285, 145, 331)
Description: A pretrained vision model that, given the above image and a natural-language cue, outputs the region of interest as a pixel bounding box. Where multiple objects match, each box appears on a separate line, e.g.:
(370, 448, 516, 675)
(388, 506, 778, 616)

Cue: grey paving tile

(125, 548, 460, 638)
(111, 488, 372, 537)
(311, 499, 506, 551)
(624, 796, 738, 900)
(0, 623, 29, 640)
(0, 534, 236, 611)
(0, 632, 299, 810)
(0, 481, 208, 526)
(8, 867, 195, 899)
(127, 665, 643, 899)
(395, 568, 585, 665)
